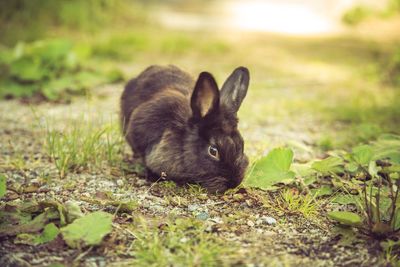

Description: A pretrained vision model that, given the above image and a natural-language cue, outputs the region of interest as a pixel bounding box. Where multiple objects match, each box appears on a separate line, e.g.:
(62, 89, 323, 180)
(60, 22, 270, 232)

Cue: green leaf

(245, 148, 295, 189)
(34, 223, 59, 245)
(312, 156, 344, 175)
(351, 145, 373, 166)
(345, 162, 359, 173)
(0, 80, 38, 98)
(0, 174, 6, 198)
(291, 162, 316, 180)
(372, 134, 400, 164)
(327, 211, 362, 226)
(0, 209, 59, 237)
(60, 211, 112, 248)
(64, 201, 84, 224)
(332, 194, 360, 205)
(9, 57, 48, 81)
(29, 39, 72, 63)
(368, 161, 380, 178)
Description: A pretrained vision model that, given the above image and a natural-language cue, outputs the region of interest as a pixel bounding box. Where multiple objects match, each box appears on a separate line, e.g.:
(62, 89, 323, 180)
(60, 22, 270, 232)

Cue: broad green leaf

(345, 162, 359, 173)
(351, 145, 373, 166)
(372, 134, 400, 164)
(327, 211, 362, 226)
(332, 194, 359, 205)
(34, 223, 60, 245)
(40, 200, 67, 226)
(0, 80, 38, 98)
(9, 57, 47, 81)
(64, 201, 84, 223)
(14, 223, 59, 245)
(0, 211, 32, 226)
(368, 161, 380, 178)
(291, 162, 316, 180)
(312, 156, 344, 175)
(0, 209, 59, 237)
(0, 174, 6, 198)
(61, 211, 113, 248)
(29, 39, 72, 63)
(245, 147, 295, 189)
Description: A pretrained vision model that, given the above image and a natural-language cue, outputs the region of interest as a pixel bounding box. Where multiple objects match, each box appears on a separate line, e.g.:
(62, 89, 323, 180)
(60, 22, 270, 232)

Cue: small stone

(262, 216, 277, 225)
(116, 179, 124, 187)
(196, 212, 209, 221)
(211, 216, 223, 224)
(188, 204, 199, 212)
(247, 220, 255, 227)
(245, 199, 253, 207)
(180, 237, 189, 243)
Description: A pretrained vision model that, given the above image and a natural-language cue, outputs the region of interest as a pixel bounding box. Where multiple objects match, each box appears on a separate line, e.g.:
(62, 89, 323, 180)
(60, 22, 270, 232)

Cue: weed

(381, 239, 400, 266)
(0, 39, 123, 101)
(44, 116, 124, 178)
(279, 189, 320, 219)
(261, 189, 321, 220)
(187, 184, 207, 196)
(128, 216, 236, 267)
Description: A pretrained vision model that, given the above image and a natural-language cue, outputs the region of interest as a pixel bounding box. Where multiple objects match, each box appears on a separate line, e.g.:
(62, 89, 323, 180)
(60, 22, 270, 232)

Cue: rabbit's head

(184, 67, 250, 193)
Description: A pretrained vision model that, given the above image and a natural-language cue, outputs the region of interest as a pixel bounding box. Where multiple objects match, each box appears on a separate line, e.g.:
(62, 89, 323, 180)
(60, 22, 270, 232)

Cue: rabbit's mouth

(199, 175, 243, 193)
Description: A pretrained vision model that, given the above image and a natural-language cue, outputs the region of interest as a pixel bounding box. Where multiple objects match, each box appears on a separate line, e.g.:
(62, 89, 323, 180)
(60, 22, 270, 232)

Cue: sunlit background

(155, 0, 386, 35)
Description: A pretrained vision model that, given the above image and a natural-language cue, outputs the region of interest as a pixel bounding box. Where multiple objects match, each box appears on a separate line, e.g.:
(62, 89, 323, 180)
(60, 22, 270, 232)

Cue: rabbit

(120, 65, 250, 193)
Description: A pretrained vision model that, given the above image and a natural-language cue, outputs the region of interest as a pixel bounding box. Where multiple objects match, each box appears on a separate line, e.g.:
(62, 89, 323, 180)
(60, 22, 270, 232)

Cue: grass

(128, 216, 237, 267)
(44, 115, 124, 178)
(262, 189, 321, 220)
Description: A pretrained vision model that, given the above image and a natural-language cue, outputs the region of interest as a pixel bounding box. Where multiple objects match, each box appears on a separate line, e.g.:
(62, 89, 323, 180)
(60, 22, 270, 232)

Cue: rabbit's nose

(227, 175, 243, 189)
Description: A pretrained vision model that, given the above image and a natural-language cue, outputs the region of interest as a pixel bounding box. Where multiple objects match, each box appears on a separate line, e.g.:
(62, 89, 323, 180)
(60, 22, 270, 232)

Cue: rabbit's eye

(208, 145, 220, 160)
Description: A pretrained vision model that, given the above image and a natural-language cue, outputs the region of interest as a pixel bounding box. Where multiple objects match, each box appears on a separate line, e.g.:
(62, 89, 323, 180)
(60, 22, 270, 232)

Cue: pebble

(150, 204, 164, 212)
(179, 237, 189, 243)
(188, 204, 199, 212)
(247, 220, 255, 227)
(262, 216, 277, 225)
(196, 212, 209, 221)
(211, 216, 223, 224)
(116, 179, 124, 187)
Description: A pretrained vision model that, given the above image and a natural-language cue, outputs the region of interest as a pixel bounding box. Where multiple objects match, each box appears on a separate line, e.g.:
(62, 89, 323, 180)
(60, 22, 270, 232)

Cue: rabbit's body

(121, 65, 249, 193)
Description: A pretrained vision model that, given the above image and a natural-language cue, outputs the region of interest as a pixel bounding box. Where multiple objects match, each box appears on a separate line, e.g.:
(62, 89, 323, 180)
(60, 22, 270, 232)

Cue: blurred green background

(0, 0, 400, 150)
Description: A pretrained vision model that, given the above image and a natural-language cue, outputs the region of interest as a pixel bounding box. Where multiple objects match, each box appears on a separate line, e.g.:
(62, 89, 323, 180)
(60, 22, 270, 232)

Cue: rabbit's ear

(191, 72, 220, 120)
(220, 67, 249, 113)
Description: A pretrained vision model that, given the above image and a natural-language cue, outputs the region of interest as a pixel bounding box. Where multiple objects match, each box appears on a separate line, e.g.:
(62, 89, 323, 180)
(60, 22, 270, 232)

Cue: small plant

(129, 216, 235, 266)
(0, 39, 123, 101)
(245, 147, 295, 190)
(279, 189, 319, 219)
(262, 189, 320, 220)
(45, 117, 124, 178)
(324, 135, 400, 239)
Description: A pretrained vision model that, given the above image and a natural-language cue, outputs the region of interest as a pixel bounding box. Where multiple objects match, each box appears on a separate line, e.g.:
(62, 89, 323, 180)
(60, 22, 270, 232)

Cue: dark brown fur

(120, 65, 250, 193)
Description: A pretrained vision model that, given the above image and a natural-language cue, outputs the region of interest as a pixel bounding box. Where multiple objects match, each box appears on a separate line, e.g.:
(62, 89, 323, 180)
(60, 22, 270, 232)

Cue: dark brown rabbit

(120, 65, 249, 193)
